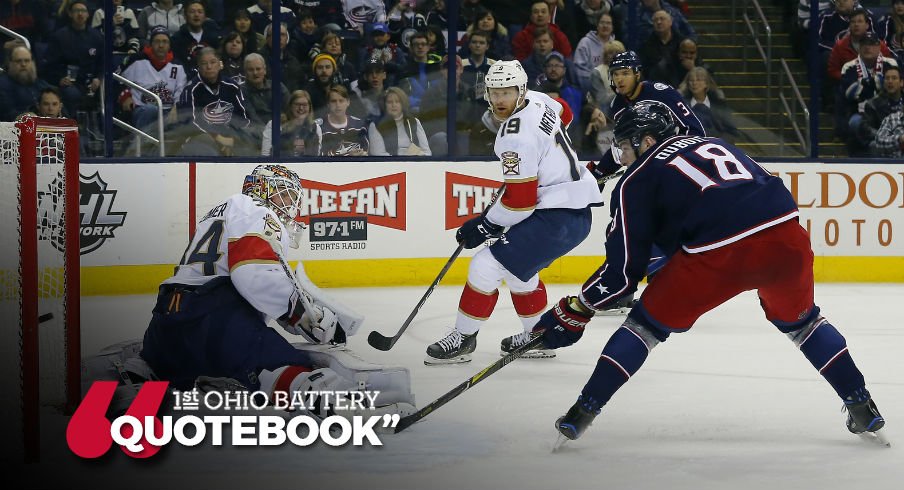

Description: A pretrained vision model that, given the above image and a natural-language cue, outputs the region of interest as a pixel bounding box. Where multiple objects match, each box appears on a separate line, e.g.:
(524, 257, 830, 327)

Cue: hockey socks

(581, 320, 665, 407)
(511, 280, 547, 330)
(785, 316, 866, 400)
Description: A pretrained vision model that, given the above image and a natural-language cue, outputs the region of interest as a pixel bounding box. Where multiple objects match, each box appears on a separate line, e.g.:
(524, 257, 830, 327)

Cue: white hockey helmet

(242, 164, 304, 248)
(484, 59, 529, 115)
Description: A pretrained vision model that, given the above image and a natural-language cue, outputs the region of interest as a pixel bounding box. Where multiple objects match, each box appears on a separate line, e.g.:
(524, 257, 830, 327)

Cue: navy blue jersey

(607, 81, 706, 138)
(580, 135, 799, 310)
(594, 81, 706, 177)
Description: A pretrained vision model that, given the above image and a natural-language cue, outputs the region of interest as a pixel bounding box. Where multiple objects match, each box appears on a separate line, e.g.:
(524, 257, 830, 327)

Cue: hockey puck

(38, 313, 54, 323)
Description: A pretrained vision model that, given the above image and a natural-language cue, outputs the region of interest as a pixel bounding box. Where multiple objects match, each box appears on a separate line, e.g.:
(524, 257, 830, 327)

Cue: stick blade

(367, 330, 395, 351)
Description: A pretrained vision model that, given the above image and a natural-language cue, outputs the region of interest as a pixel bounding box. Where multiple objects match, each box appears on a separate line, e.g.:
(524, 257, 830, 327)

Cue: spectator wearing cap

(359, 22, 404, 81)
(246, 0, 295, 35)
(172, 1, 222, 69)
(259, 22, 305, 91)
(574, 12, 615, 92)
(512, 1, 573, 61)
(118, 25, 188, 134)
(43, 1, 103, 112)
(137, 0, 185, 41)
(839, 33, 899, 153)
(309, 31, 357, 88)
(304, 53, 337, 117)
(351, 58, 388, 122)
(0, 44, 51, 122)
(828, 9, 891, 81)
(533, 51, 582, 119)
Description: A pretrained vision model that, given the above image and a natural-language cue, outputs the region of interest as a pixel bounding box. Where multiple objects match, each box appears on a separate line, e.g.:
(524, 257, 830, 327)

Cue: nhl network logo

(38, 171, 127, 255)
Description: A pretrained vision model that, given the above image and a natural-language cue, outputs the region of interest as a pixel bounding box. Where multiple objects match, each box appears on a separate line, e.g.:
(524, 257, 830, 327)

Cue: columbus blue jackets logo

(77, 172, 127, 254)
(204, 100, 234, 125)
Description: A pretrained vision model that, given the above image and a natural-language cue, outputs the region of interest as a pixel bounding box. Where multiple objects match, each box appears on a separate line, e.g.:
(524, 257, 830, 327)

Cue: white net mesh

(0, 119, 74, 462)
(0, 122, 24, 460)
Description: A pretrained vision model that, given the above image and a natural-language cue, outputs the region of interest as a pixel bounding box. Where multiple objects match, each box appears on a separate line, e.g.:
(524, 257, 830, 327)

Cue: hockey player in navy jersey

(424, 60, 602, 364)
(588, 50, 705, 184)
(534, 102, 887, 447)
(139, 164, 414, 417)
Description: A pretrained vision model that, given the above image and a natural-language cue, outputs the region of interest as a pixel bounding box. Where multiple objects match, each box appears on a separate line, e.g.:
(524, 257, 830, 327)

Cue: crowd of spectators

(0, 0, 723, 158)
(32, 1, 904, 159)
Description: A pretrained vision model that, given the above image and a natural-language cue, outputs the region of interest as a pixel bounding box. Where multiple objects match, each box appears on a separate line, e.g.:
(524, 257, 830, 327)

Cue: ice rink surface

(25, 283, 904, 490)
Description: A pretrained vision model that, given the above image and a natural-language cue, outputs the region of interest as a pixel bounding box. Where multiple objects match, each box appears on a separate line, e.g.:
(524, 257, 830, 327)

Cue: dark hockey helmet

(613, 100, 679, 153)
(608, 50, 642, 91)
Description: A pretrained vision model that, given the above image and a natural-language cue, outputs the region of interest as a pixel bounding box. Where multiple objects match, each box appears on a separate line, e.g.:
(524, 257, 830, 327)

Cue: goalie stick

(367, 184, 507, 351)
(394, 334, 544, 433)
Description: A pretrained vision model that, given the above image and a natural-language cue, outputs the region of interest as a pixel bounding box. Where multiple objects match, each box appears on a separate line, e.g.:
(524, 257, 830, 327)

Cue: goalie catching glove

(279, 290, 340, 344)
(532, 296, 595, 349)
(456, 215, 505, 249)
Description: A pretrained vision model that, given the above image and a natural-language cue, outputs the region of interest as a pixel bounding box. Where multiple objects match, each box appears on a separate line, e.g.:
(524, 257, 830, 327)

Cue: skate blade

(501, 349, 556, 359)
(551, 433, 569, 453)
(857, 430, 891, 448)
(424, 354, 472, 365)
(594, 307, 630, 316)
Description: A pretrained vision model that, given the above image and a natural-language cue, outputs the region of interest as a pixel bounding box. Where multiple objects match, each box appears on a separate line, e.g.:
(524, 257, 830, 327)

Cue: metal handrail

(741, 0, 773, 124)
(778, 58, 810, 156)
(110, 73, 165, 157)
(0, 24, 31, 50)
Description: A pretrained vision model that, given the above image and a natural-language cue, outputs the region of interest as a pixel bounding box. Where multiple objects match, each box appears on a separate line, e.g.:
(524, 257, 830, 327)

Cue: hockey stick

(367, 184, 507, 351)
(394, 335, 544, 433)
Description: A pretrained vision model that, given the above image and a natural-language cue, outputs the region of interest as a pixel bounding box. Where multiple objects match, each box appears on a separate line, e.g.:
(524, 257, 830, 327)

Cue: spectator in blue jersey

(177, 47, 253, 156)
(0, 44, 51, 122)
(387, 0, 426, 48)
(817, 0, 871, 54)
(172, 0, 222, 69)
(534, 101, 888, 448)
(318, 84, 369, 156)
(460, 31, 494, 114)
(43, 1, 103, 112)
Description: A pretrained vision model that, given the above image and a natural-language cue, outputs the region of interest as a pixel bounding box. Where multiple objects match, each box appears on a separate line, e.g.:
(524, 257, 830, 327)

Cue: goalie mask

(242, 164, 304, 248)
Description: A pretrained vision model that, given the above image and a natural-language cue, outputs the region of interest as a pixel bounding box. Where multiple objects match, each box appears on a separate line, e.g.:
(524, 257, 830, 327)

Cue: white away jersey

(121, 58, 188, 109)
(165, 194, 296, 321)
(487, 90, 602, 227)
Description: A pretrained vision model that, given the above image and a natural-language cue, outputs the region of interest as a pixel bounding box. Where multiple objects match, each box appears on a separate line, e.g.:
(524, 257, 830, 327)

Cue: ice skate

(844, 392, 890, 447)
(552, 396, 601, 451)
(425, 328, 477, 365)
(594, 295, 636, 316)
(500, 330, 555, 359)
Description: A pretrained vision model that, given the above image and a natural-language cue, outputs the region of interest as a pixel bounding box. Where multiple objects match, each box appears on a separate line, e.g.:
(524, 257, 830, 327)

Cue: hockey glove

(456, 215, 505, 249)
(532, 296, 595, 349)
(279, 291, 340, 344)
(587, 159, 626, 193)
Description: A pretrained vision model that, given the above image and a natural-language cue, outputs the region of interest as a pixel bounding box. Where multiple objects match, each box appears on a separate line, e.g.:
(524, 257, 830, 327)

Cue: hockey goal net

(0, 116, 80, 463)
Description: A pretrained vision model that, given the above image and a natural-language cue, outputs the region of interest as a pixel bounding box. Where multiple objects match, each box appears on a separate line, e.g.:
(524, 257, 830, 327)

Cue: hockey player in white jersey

(425, 60, 602, 364)
(137, 165, 413, 417)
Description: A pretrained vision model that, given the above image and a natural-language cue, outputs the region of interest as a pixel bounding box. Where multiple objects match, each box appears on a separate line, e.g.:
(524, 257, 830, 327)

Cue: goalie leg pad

(292, 343, 416, 408)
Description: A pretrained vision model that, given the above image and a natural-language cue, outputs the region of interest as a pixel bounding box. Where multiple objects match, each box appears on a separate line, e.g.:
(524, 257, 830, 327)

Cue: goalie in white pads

(133, 164, 413, 417)
(424, 60, 602, 364)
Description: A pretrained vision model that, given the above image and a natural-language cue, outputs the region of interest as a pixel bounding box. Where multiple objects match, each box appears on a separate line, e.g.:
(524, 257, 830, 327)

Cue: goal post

(0, 116, 81, 463)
